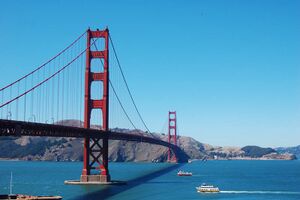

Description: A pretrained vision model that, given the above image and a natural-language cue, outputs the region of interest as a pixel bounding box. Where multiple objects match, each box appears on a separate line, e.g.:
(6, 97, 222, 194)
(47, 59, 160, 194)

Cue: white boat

(177, 170, 192, 176)
(196, 183, 220, 193)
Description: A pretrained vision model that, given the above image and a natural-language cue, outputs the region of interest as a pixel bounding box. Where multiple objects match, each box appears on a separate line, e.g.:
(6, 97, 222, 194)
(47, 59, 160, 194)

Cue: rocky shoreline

(209, 153, 296, 160)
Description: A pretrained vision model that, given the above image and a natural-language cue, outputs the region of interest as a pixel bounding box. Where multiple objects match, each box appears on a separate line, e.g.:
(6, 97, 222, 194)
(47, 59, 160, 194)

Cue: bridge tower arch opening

(168, 111, 178, 163)
(81, 28, 110, 183)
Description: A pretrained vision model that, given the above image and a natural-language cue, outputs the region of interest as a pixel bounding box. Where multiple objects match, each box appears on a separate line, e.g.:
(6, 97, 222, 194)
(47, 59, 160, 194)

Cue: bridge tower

(81, 28, 110, 183)
(168, 111, 178, 162)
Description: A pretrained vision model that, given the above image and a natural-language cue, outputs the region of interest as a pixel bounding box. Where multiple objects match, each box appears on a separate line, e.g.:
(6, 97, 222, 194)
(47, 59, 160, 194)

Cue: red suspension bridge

(0, 28, 188, 183)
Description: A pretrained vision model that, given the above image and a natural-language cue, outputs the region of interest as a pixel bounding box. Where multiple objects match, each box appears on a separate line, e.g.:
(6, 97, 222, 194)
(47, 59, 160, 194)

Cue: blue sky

(0, 0, 299, 147)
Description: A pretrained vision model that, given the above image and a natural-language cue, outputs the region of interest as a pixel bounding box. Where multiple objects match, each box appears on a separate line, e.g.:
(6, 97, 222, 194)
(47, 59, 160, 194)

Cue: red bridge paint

(168, 111, 178, 162)
(0, 28, 189, 183)
(0, 119, 183, 153)
(81, 28, 110, 182)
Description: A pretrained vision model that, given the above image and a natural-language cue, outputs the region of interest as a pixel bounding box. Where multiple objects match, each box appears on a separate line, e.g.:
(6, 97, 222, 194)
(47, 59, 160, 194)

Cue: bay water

(0, 160, 299, 199)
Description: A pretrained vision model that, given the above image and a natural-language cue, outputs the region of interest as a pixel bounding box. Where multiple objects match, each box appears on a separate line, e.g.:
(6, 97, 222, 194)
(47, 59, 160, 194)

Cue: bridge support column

(168, 111, 178, 163)
(81, 28, 110, 183)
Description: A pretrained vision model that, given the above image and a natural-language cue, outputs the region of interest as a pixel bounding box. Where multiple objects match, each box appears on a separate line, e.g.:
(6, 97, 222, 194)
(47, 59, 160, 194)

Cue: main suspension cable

(109, 80, 138, 130)
(91, 39, 138, 131)
(0, 36, 99, 109)
(0, 31, 87, 92)
(109, 34, 156, 138)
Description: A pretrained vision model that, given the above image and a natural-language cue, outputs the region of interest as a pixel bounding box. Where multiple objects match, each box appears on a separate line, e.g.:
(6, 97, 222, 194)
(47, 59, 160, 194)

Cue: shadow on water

(71, 163, 184, 200)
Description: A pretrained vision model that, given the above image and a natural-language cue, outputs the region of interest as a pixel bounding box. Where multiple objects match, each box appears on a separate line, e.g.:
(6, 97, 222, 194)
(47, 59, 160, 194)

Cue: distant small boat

(0, 172, 62, 200)
(177, 170, 192, 176)
(196, 183, 220, 193)
(0, 194, 62, 199)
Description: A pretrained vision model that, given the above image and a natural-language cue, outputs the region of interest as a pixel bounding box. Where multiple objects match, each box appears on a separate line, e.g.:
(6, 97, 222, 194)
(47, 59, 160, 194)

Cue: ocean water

(0, 160, 299, 200)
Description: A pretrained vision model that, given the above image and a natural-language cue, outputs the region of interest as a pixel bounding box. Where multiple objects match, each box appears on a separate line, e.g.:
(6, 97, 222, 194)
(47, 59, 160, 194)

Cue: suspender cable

(31, 72, 34, 121)
(24, 79, 26, 121)
(16, 82, 19, 120)
(109, 35, 156, 138)
(109, 80, 138, 130)
(61, 54, 64, 123)
(0, 31, 87, 92)
(0, 36, 99, 109)
(57, 73, 60, 124)
(91, 40, 140, 132)
(37, 70, 40, 122)
(9, 86, 12, 119)
(51, 58, 55, 122)
(0, 92, 2, 119)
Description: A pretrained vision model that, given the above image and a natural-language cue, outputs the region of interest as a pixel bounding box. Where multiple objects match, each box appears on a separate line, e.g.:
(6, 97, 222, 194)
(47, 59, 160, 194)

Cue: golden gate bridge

(0, 28, 188, 183)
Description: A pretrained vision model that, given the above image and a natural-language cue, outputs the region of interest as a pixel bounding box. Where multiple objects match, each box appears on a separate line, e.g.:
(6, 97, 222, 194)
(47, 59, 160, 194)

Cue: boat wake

(220, 190, 300, 195)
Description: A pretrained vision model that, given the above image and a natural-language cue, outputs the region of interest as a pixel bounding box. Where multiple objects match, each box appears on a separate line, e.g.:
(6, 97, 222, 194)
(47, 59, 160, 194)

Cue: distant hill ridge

(276, 145, 300, 159)
(0, 120, 296, 161)
(241, 146, 276, 157)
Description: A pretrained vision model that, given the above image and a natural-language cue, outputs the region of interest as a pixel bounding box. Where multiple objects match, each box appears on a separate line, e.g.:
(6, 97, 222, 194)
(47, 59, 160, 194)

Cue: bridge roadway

(0, 119, 188, 162)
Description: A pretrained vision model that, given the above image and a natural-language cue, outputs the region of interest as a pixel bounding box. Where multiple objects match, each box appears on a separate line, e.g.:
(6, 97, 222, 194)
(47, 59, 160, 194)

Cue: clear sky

(0, 0, 299, 147)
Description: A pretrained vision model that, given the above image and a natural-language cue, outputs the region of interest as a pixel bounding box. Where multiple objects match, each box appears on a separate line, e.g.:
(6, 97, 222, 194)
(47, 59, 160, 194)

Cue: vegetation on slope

(241, 146, 276, 158)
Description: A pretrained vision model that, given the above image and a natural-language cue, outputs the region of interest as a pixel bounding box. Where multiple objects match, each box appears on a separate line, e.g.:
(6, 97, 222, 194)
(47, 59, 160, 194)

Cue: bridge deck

(0, 119, 177, 149)
(0, 119, 188, 162)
